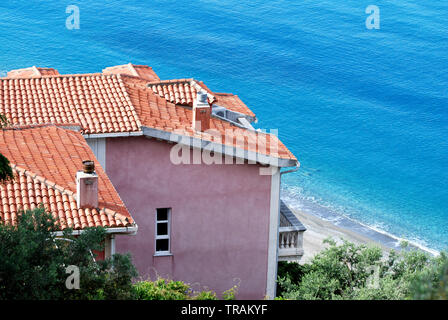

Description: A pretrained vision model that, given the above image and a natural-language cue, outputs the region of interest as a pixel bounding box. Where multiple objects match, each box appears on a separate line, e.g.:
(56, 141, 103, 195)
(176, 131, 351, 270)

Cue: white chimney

(76, 160, 98, 209)
(192, 91, 211, 131)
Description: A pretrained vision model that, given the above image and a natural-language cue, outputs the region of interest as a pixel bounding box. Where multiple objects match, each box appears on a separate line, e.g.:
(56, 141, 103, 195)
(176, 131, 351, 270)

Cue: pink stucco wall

(106, 136, 272, 299)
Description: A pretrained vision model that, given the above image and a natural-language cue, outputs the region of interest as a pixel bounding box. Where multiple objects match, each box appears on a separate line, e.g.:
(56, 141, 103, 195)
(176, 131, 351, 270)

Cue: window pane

(156, 239, 169, 252)
(157, 208, 168, 221)
(157, 222, 168, 236)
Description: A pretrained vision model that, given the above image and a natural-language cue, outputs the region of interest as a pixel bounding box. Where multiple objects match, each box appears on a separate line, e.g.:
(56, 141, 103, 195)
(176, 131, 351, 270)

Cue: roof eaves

(141, 126, 298, 168)
(52, 225, 138, 236)
(189, 79, 216, 103)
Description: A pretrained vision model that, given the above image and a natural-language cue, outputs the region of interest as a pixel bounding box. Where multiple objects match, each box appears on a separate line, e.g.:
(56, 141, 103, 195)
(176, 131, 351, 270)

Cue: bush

(133, 278, 190, 300)
(0, 207, 137, 300)
(277, 238, 447, 300)
(0, 153, 13, 183)
(133, 277, 237, 300)
(410, 252, 448, 300)
(192, 290, 218, 300)
(222, 284, 238, 300)
(0, 207, 239, 300)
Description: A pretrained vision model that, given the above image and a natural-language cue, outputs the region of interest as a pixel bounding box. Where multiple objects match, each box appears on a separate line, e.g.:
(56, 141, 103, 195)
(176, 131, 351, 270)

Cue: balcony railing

(278, 226, 304, 262)
(278, 200, 306, 262)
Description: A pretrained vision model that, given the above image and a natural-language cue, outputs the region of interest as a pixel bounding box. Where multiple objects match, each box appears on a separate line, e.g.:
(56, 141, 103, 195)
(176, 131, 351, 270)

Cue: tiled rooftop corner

(0, 124, 134, 230)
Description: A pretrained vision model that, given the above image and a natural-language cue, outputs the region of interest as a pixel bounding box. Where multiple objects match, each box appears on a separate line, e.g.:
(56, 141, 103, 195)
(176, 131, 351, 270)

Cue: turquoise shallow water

(0, 1, 447, 251)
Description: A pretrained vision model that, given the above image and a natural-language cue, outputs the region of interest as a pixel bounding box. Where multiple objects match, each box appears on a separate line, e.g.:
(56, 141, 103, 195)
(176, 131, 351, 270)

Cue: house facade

(0, 64, 305, 299)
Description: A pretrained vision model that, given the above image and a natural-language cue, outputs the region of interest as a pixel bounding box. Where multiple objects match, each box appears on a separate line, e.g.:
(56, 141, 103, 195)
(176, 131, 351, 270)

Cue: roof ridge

(116, 74, 143, 129)
(10, 164, 75, 198)
(147, 78, 216, 103)
(0, 123, 82, 131)
(147, 78, 194, 85)
(213, 92, 236, 96)
(31, 66, 42, 76)
(125, 63, 140, 77)
(0, 72, 107, 81)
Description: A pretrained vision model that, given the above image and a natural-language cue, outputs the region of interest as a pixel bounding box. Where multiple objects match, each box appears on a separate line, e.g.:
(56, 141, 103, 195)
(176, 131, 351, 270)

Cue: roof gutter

(52, 224, 138, 237)
(280, 162, 300, 175)
(83, 131, 143, 139)
(141, 126, 298, 168)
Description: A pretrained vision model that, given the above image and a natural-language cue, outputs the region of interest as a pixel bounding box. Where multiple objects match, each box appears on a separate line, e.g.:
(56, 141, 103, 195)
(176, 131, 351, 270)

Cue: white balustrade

(278, 226, 304, 262)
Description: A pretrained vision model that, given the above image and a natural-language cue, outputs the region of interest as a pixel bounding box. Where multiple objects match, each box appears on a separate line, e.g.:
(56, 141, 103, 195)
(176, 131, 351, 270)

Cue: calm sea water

(1, 1, 447, 251)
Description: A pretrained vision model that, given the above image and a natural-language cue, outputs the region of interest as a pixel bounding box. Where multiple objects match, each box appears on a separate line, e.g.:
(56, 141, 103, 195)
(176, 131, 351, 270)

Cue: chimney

(192, 91, 211, 131)
(76, 160, 98, 209)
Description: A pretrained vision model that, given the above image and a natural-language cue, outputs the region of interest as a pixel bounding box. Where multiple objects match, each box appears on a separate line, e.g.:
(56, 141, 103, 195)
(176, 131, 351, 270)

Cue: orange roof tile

(7, 66, 60, 78)
(213, 92, 256, 118)
(122, 75, 296, 162)
(0, 125, 134, 230)
(0, 74, 141, 134)
(148, 79, 212, 106)
(147, 79, 255, 118)
(103, 63, 160, 82)
(0, 65, 297, 163)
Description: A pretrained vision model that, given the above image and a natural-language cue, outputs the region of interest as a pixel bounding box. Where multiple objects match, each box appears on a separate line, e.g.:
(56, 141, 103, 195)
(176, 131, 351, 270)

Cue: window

(155, 208, 171, 254)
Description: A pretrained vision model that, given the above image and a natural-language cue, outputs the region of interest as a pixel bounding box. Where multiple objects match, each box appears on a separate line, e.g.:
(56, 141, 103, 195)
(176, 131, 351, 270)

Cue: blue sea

(1, 1, 447, 252)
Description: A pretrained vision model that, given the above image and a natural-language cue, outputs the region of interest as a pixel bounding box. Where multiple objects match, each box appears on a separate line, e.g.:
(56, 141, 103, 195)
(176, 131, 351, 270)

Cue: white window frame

(154, 208, 172, 256)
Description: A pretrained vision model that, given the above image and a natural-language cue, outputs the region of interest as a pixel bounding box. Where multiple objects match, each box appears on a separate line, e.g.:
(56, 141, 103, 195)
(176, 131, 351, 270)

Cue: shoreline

(291, 208, 438, 264)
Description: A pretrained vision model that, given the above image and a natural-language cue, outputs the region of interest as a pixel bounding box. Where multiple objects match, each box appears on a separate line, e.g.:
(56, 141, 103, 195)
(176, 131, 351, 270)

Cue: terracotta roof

(148, 79, 215, 106)
(7, 66, 60, 78)
(148, 79, 255, 118)
(102, 63, 160, 82)
(0, 64, 297, 163)
(213, 92, 256, 118)
(122, 76, 295, 161)
(0, 74, 141, 134)
(0, 125, 134, 230)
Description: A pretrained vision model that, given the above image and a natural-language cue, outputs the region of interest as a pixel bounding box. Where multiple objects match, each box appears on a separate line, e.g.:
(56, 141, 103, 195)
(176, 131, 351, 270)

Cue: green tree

(410, 252, 448, 300)
(277, 238, 446, 300)
(0, 114, 13, 183)
(0, 206, 137, 300)
(132, 277, 236, 300)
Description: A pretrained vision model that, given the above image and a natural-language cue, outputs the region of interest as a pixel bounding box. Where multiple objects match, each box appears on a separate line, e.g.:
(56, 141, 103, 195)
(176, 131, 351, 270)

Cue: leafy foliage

(133, 278, 191, 300)
(0, 207, 137, 300)
(0, 114, 8, 128)
(192, 290, 219, 300)
(0, 153, 13, 183)
(133, 277, 235, 300)
(0, 114, 14, 184)
(0, 208, 238, 300)
(277, 238, 447, 300)
(222, 284, 239, 300)
(410, 252, 448, 300)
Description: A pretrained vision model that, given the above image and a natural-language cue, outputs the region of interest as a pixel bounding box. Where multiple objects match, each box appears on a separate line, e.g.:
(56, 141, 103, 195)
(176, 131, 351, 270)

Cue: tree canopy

(0, 207, 137, 299)
(277, 238, 448, 300)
